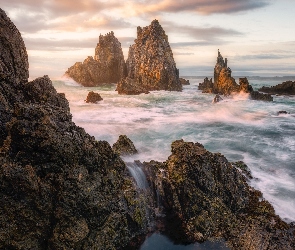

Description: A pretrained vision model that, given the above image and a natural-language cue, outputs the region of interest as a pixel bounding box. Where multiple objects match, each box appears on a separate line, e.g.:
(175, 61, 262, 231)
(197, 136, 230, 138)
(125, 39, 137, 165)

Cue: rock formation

(113, 135, 138, 156)
(199, 50, 273, 101)
(179, 78, 190, 85)
(65, 31, 126, 86)
(212, 94, 223, 103)
(143, 140, 295, 249)
(198, 77, 213, 93)
(85, 91, 103, 103)
(0, 8, 148, 249)
(117, 20, 182, 95)
(258, 81, 295, 95)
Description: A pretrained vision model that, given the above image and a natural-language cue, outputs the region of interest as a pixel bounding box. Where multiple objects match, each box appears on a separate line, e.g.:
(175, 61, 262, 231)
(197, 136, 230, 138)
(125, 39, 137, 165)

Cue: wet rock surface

(113, 135, 138, 156)
(65, 31, 126, 86)
(143, 140, 295, 249)
(258, 81, 295, 95)
(85, 91, 103, 103)
(199, 50, 273, 101)
(0, 9, 148, 250)
(117, 20, 182, 95)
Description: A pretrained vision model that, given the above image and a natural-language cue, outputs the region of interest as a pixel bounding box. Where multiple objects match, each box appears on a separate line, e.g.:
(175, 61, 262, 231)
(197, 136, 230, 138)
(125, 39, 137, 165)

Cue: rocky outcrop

(212, 94, 223, 103)
(85, 91, 103, 103)
(0, 8, 148, 250)
(65, 31, 126, 86)
(179, 78, 190, 85)
(117, 20, 182, 95)
(258, 81, 295, 95)
(143, 140, 295, 249)
(113, 135, 138, 156)
(198, 77, 213, 93)
(199, 50, 273, 101)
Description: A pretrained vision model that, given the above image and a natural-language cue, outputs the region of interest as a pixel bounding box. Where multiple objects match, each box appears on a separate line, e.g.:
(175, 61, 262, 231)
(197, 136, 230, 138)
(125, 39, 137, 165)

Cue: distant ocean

(53, 76, 295, 249)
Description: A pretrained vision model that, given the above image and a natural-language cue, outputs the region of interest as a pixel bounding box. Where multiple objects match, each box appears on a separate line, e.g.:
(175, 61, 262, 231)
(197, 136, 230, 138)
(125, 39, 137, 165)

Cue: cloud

(23, 36, 135, 51)
(124, 0, 269, 16)
(234, 50, 295, 61)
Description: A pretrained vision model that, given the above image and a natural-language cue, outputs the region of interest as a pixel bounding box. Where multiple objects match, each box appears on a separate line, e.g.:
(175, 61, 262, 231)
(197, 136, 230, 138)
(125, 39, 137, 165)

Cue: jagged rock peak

(117, 20, 182, 95)
(0, 8, 29, 83)
(65, 31, 126, 86)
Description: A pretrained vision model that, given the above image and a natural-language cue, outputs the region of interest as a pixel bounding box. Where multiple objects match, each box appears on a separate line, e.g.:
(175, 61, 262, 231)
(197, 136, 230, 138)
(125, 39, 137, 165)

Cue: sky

(2, 0, 295, 79)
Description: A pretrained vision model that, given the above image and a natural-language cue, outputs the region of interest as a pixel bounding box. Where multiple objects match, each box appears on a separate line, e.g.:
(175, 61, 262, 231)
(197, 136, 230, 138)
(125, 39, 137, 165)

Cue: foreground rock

(65, 31, 126, 86)
(143, 140, 295, 249)
(199, 50, 273, 101)
(0, 8, 148, 249)
(113, 135, 138, 156)
(117, 20, 182, 95)
(258, 81, 295, 95)
(85, 91, 103, 103)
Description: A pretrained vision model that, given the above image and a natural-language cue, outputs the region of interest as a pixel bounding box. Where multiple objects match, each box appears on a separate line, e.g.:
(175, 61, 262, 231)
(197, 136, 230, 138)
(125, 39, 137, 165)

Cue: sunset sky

(3, 0, 295, 79)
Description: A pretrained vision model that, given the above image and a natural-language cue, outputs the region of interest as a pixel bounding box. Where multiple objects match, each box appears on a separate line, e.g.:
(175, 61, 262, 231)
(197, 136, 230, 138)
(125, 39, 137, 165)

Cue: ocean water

(53, 76, 295, 248)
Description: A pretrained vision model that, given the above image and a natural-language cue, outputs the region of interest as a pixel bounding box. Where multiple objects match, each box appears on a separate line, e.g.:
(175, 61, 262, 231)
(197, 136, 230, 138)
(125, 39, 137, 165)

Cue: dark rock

(0, 8, 29, 84)
(278, 110, 289, 115)
(117, 20, 182, 95)
(199, 50, 273, 101)
(258, 81, 295, 95)
(179, 78, 190, 85)
(85, 91, 103, 103)
(212, 94, 223, 103)
(0, 8, 148, 250)
(113, 135, 138, 156)
(143, 139, 295, 249)
(65, 31, 126, 86)
(250, 90, 273, 101)
(198, 77, 213, 93)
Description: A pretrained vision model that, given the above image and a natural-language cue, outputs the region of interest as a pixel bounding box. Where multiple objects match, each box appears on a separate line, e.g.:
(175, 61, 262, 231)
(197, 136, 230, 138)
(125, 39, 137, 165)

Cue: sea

(53, 76, 295, 250)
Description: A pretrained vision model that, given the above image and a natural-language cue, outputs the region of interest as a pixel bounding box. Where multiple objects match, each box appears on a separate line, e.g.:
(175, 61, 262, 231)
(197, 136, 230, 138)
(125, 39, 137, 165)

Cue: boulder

(85, 91, 103, 103)
(212, 94, 223, 103)
(117, 20, 182, 95)
(198, 77, 213, 93)
(112, 135, 138, 156)
(143, 139, 295, 249)
(65, 31, 126, 86)
(258, 81, 295, 95)
(179, 78, 190, 85)
(0, 8, 149, 250)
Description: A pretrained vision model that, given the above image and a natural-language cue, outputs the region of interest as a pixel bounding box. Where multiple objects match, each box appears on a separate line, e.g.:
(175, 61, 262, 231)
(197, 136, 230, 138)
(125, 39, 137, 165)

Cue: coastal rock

(117, 20, 182, 95)
(199, 50, 273, 101)
(0, 9, 148, 250)
(198, 77, 213, 93)
(179, 78, 190, 85)
(65, 31, 126, 86)
(143, 140, 295, 249)
(212, 94, 223, 103)
(85, 91, 103, 103)
(113, 135, 138, 156)
(258, 81, 295, 95)
(277, 110, 289, 115)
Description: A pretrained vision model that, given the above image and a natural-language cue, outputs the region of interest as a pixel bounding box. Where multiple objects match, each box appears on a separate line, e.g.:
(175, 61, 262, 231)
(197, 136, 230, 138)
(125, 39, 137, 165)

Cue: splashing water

(53, 76, 295, 223)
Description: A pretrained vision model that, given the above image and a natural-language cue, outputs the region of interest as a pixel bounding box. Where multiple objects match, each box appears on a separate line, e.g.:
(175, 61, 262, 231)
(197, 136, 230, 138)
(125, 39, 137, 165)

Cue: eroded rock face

(0, 9, 148, 250)
(199, 50, 273, 101)
(258, 81, 295, 95)
(0, 9, 29, 83)
(85, 91, 103, 103)
(117, 20, 182, 95)
(65, 31, 126, 86)
(113, 135, 138, 156)
(143, 140, 295, 249)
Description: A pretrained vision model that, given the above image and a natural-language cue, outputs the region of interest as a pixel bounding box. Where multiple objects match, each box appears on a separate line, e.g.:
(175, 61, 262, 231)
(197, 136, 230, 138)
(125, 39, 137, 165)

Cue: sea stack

(199, 50, 273, 101)
(116, 20, 182, 95)
(65, 31, 126, 86)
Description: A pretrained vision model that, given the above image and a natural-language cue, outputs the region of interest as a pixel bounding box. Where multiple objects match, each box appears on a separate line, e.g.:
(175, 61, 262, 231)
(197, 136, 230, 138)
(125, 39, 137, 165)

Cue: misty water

(53, 76, 295, 249)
